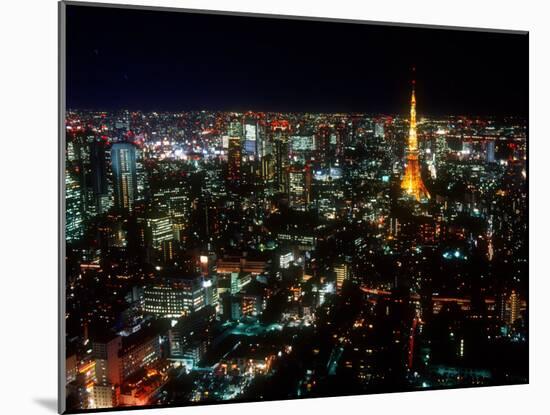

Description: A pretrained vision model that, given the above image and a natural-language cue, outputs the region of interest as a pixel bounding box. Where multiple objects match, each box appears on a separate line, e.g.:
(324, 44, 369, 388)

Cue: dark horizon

(65, 4, 528, 117)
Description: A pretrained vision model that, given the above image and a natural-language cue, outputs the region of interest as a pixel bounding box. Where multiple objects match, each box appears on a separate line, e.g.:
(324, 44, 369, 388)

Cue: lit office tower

(110, 142, 137, 211)
(227, 136, 241, 182)
(66, 141, 77, 163)
(66, 169, 84, 242)
(200, 255, 218, 307)
(92, 332, 161, 387)
(89, 384, 116, 409)
(89, 140, 109, 214)
(486, 140, 496, 163)
(374, 121, 385, 139)
(274, 139, 289, 192)
(272, 120, 290, 192)
(316, 124, 331, 160)
(401, 76, 430, 201)
(146, 215, 173, 250)
(508, 290, 521, 325)
(167, 185, 189, 240)
(243, 117, 258, 156)
(228, 118, 242, 138)
(288, 165, 312, 211)
(135, 147, 147, 201)
(92, 335, 123, 386)
(334, 122, 347, 156)
(291, 135, 316, 152)
(152, 179, 190, 241)
(257, 120, 269, 159)
(260, 154, 275, 182)
(226, 117, 242, 183)
(230, 271, 252, 295)
(435, 130, 448, 168)
(334, 262, 350, 293)
(144, 275, 205, 318)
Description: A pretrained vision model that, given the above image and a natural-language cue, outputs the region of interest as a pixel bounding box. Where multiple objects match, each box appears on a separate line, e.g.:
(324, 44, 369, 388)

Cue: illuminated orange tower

(401, 75, 430, 201)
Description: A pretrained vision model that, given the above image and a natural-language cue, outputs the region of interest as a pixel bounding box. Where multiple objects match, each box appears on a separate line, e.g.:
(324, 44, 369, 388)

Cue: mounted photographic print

(59, 1, 529, 413)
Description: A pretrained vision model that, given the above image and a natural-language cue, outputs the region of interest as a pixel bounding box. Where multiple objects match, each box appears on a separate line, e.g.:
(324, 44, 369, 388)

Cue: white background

(0, 0, 546, 414)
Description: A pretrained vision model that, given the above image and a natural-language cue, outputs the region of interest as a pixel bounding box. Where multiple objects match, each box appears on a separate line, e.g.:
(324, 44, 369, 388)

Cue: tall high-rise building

(228, 118, 242, 138)
(486, 140, 496, 163)
(316, 124, 332, 160)
(152, 179, 190, 240)
(67, 141, 77, 163)
(146, 215, 173, 250)
(508, 290, 521, 325)
(374, 121, 385, 139)
(227, 136, 241, 182)
(110, 142, 137, 211)
(89, 140, 109, 214)
(401, 77, 430, 201)
(260, 154, 275, 182)
(257, 120, 269, 159)
(66, 169, 84, 242)
(243, 118, 258, 156)
(199, 255, 218, 307)
(134, 146, 148, 202)
(334, 262, 350, 293)
(288, 165, 312, 211)
(271, 120, 291, 192)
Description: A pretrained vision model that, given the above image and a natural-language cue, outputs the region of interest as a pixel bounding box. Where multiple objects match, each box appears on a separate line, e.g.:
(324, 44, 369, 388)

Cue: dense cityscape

(64, 83, 528, 410)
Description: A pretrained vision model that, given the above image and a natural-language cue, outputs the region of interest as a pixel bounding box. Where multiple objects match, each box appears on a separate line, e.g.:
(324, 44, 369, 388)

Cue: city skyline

(63, 3, 528, 413)
(64, 100, 528, 410)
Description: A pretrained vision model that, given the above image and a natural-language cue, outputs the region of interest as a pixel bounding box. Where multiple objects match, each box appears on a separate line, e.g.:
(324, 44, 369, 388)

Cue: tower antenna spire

(411, 66, 416, 101)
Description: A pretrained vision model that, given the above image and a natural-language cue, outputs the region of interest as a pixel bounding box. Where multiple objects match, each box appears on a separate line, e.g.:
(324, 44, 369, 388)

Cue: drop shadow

(34, 398, 58, 413)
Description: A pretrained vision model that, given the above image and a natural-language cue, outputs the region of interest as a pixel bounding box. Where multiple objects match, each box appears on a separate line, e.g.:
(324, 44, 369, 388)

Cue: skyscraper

(152, 178, 190, 241)
(508, 290, 521, 325)
(89, 140, 109, 214)
(486, 140, 496, 163)
(110, 142, 137, 211)
(146, 215, 173, 250)
(288, 165, 312, 211)
(243, 117, 258, 156)
(227, 136, 241, 182)
(374, 121, 385, 139)
(272, 121, 290, 193)
(334, 262, 350, 293)
(66, 169, 84, 242)
(401, 77, 430, 201)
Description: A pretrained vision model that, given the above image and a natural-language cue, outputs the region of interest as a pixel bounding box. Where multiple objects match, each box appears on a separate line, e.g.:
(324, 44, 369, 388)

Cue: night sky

(66, 4, 528, 116)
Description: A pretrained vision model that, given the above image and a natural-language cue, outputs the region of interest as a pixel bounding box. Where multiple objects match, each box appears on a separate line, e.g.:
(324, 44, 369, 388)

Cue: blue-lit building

(110, 142, 137, 211)
(486, 140, 496, 163)
(243, 120, 258, 156)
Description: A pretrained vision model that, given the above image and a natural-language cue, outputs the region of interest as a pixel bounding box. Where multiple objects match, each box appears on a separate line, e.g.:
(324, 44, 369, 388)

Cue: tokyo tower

(401, 75, 430, 201)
